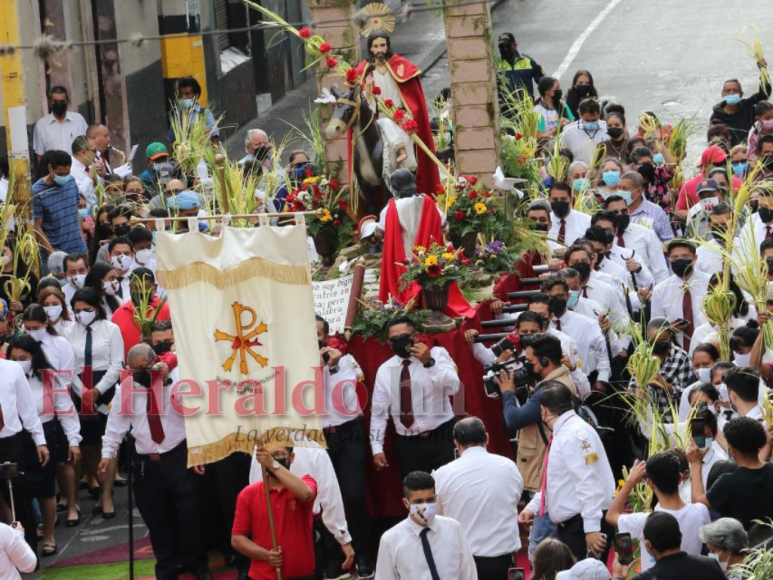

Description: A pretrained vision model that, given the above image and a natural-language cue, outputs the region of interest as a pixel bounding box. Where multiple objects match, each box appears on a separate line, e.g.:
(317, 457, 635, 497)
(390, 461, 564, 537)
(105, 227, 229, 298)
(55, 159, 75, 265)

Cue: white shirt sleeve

(3, 525, 37, 574)
(101, 384, 132, 459)
(370, 367, 392, 456)
(589, 327, 611, 383)
(427, 347, 461, 396)
(16, 371, 45, 447)
(456, 520, 479, 580)
(645, 230, 669, 283)
(472, 343, 497, 367)
(311, 450, 353, 545)
(650, 281, 667, 320)
(55, 387, 82, 446)
(565, 434, 610, 532)
(32, 121, 45, 156)
(95, 323, 125, 394)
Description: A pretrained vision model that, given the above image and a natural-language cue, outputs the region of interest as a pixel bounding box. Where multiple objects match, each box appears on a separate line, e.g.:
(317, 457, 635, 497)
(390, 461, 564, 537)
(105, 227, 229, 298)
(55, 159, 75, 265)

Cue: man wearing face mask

(722, 366, 768, 428)
(520, 382, 615, 562)
(495, 32, 544, 106)
(69, 135, 100, 207)
(167, 77, 220, 145)
(62, 253, 89, 307)
(376, 471, 477, 580)
(695, 204, 735, 277)
(584, 225, 655, 297)
(618, 171, 674, 244)
(33, 86, 88, 165)
(140, 142, 171, 195)
(559, 98, 608, 165)
(710, 60, 771, 146)
(754, 134, 773, 180)
(699, 518, 749, 577)
(111, 268, 170, 358)
(239, 128, 277, 171)
(651, 241, 710, 352)
(738, 185, 773, 251)
(548, 182, 590, 250)
(99, 343, 213, 580)
(370, 316, 460, 477)
(684, 180, 724, 240)
(32, 150, 88, 257)
(107, 237, 136, 301)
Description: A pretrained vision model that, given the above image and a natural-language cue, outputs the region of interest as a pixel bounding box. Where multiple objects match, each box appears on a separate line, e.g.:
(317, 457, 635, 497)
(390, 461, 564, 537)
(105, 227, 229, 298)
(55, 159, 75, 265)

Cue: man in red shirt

(111, 267, 170, 358)
(674, 146, 741, 222)
(232, 442, 317, 580)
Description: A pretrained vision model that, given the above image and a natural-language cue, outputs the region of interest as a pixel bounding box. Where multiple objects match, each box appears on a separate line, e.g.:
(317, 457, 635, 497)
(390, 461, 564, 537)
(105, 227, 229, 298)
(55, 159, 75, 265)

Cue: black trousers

(556, 512, 614, 563)
(394, 418, 456, 479)
(0, 434, 37, 556)
(474, 553, 513, 580)
(322, 417, 370, 566)
(132, 442, 207, 580)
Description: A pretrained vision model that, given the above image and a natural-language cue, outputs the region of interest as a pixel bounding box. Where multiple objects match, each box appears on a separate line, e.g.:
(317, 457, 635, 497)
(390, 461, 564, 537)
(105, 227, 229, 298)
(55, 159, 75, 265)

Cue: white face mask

(708, 552, 729, 572)
(409, 502, 437, 527)
(69, 274, 86, 289)
(75, 310, 97, 327)
(1, 254, 10, 266)
(111, 254, 134, 271)
(135, 248, 155, 267)
(700, 196, 719, 211)
(44, 305, 63, 322)
(25, 328, 47, 342)
(15, 360, 32, 375)
(734, 351, 752, 367)
(696, 367, 712, 384)
(103, 279, 118, 296)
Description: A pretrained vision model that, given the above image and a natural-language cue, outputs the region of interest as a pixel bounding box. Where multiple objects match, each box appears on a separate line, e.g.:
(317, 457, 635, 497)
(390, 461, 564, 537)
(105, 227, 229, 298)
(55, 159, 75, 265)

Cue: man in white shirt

(519, 382, 615, 561)
(371, 316, 460, 477)
(548, 182, 590, 250)
(559, 98, 608, 165)
(107, 237, 136, 301)
(606, 453, 711, 573)
(98, 344, 212, 580)
(62, 253, 89, 307)
(375, 471, 478, 580)
(696, 203, 734, 277)
(316, 315, 373, 579)
(650, 240, 710, 352)
(0, 156, 9, 204)
(526, 199, 564, 254)
(32, 86, 88, 165)
(601, 197, 669, 284)
(738, 190, 773, 253)
(433, 418, 523, 579)
(69, 136, 99, 207)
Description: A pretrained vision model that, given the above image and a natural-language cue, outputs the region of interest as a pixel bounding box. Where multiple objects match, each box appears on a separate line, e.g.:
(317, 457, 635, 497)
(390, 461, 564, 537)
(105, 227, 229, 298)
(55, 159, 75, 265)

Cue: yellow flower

(320, 208, 332, 222)
(442, 252, 455, 261)
(474, 202, 487, 215)
(415, 246, 427, 254)
(303, 176, 321, 185)
(425, 255, 438, 267)
(447, 195, 457, 207)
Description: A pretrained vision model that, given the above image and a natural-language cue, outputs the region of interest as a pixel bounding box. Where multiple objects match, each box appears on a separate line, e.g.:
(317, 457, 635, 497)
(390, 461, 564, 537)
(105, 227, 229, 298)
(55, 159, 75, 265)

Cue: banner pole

(262, 466, 283, 580)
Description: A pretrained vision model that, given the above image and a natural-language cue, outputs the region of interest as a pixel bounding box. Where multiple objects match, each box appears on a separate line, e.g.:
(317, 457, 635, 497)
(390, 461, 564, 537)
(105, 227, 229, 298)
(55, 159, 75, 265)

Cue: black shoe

(102, 510, 115, 520)
(324, 569, 352, 580)
(357, 557, 374, 579)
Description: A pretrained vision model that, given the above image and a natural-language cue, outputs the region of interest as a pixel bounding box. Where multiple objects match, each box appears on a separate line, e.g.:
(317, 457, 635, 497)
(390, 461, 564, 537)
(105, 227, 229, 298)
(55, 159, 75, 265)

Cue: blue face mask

(78, 208, 88, 219)
(706, 437, 714, 448)
(583, 120, 599, 131)
(732, 162, 748, 177)
(602, 171, 620, 187)
(572, 178, 589, 192)
(723, 94, 742, 105)
(653, 153, 665, 165)
(567, 289, 580, 309)
(617, 190, 633, 205)
(180, 98, 194, 108)
(53, 175, 71, 186)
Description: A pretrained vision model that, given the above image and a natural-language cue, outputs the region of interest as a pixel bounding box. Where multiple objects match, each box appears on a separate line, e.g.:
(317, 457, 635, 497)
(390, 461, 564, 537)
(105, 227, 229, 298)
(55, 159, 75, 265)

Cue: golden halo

(360, 3, 395, 37)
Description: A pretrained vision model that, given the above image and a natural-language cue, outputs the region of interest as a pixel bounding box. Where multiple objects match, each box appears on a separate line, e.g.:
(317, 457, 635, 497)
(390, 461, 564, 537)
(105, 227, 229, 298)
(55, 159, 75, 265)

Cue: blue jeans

(528, 507, 558, 560)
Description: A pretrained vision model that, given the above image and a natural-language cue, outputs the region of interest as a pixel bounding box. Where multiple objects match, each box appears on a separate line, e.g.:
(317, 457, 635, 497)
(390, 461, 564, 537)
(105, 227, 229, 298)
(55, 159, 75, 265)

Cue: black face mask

(652, 340, 670, 355)
(572, 261, 592, 281)
(51, 102, 68, 116)
(595, 251, 606, 265)
(551, 200, 571, 218)
(533, 223, 549, 232)
(575, 85, 593, 98)
(711, 226, 727, 240)
(759, 207, 773, 224)
(318, 340, 325, 350)
(274, 457, 290, 470)
(499, 45, 515, 60)
(131, 291, 155, 306)
(606, 127, 624, 140)
(522, 360, 537, 379)
(549, 296, 567, 317)
(98, 223, 114, 237)
(614, 214, 630, 233)
(670, 258, 693, 278)
(751, 200, 759, 213)
(766, 257, 773, 272)
(552, 89, 563, 104)
(389, 335, 414, 358)
(253, 146, 270, 162)
(114, 224, 131, 237)
(638, 163, 656, 183)
(133, 368, 153, 389)
(153, 342, 173, 356)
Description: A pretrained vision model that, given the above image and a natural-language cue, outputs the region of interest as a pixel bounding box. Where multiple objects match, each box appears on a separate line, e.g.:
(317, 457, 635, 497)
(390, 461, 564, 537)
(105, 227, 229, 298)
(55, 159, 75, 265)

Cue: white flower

(314, 88, 337, 104)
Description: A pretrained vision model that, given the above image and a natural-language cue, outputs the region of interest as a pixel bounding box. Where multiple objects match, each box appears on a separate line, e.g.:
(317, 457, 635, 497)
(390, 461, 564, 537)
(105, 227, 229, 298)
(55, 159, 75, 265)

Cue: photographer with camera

(494, 333, 577, 560)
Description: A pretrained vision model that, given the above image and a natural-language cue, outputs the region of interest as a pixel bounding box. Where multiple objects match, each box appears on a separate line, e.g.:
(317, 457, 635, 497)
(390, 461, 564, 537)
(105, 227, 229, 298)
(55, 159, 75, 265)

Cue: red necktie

(682, 286, 693, 352)
(555, 318, 562, 332)
(400, 360, 414, 429)
(539, 436, 554, 517)
(617, 231, 626, 247)
(147, 388, 165, 444)
(0, 405, 5, 431)
(766, 226, 772, 240)
(582, 286, 588, 298)
(558, 219, 566, 245)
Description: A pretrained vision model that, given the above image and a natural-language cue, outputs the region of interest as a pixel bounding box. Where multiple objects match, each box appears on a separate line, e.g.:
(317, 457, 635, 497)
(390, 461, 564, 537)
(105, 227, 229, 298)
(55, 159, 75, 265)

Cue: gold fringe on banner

(158, 257, 310, 290)
(187, 427, 328, 467)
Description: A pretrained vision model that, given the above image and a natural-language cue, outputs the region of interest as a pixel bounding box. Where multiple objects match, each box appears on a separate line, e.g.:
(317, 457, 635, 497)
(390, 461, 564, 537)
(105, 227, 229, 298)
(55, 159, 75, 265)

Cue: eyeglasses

(165, 189, 183, 195)
(271, 452, 290, 460)
(610, 208, 629, 215)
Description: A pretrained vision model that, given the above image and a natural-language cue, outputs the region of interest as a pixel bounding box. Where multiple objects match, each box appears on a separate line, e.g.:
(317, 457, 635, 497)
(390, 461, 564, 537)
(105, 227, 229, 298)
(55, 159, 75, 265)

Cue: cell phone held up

(615, 532, 634, 565)
(691, 416, 707, 448)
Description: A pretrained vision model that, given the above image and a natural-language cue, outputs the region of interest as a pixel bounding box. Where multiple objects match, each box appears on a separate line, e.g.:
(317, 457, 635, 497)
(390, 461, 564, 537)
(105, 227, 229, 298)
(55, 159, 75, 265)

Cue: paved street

(36, 0, 773, 577)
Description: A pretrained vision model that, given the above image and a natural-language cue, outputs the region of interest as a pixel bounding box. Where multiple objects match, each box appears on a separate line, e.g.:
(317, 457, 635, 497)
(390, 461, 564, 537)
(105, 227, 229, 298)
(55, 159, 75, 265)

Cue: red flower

(467, 175, 478, 185)
(402, 119, 419, 134)
(345, 68, 358, 84)
(338, 199, 347, 211)
(325, 57, 338, 68)
(333, 219, 341, 227)
(328, 179, 340, 189)
(299, 28, 311, 39)
(482, 190, 492, 197)
(434, 184, 445, 194)
(393, 109, 406, 123)
(384, 99, 394, 108)
(488, 208, 494, 213)
(454, 210, 464, 221)
(372, 86, 382, 95)
(319, 43, 332, 54)
(427, 264, 442, 278)
(305, 166, 314, 177)
(467, 191, 478, 199)
(515, 132, 523, 140)
(461, 257, 472, 266)
(446, 245, 454, 253)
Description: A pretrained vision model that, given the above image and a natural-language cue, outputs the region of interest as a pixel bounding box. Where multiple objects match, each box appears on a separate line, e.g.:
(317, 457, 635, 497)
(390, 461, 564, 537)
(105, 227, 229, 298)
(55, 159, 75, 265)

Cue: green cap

(146, 142, 169, 160)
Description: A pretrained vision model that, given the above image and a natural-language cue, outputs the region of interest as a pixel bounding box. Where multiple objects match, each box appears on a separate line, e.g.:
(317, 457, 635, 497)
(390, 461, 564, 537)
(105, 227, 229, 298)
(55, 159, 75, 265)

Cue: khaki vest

(517, 366, 577, 491)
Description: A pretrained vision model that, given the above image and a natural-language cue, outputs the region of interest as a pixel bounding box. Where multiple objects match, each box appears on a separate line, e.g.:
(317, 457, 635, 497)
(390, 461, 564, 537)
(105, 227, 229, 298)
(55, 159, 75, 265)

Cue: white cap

(556, 559, 612, 580)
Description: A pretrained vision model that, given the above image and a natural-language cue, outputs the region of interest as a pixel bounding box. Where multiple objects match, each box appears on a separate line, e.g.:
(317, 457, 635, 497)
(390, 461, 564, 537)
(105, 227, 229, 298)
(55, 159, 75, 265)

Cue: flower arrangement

(350, 296, 432, 343)
(500, 131, 541, 183)
(474, 240, 518, 274)
(435, 176, 500, 240)
(400, 242, 470, 290)
(285, 175, 355, 251)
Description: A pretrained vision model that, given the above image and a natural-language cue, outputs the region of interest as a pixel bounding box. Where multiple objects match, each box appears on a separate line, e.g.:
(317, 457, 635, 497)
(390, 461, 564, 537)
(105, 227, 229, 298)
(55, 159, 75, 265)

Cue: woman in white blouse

(38, 286, 75, 338)
(83, 262, 123, 321)
(8, 335, 81, 557)
(69, 287, 124, 519)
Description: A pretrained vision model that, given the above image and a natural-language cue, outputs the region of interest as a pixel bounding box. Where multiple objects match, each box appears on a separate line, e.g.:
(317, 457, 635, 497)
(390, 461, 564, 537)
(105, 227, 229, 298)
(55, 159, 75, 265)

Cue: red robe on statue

(356, 55, 442, 196)
(379, 195, 474, 318)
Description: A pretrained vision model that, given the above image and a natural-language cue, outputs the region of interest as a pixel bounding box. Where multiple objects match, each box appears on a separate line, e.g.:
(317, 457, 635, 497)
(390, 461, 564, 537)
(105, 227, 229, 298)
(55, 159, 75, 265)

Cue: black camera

(0, 463, 19, 479)
(490, 337, 516, 358)
(482, 357, 532, 398)
(322, 351, 331, 364)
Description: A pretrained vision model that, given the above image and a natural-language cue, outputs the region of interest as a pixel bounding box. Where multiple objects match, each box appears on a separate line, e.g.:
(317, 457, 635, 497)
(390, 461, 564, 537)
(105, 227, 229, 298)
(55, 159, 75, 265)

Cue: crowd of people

(1, 20, 773, 580)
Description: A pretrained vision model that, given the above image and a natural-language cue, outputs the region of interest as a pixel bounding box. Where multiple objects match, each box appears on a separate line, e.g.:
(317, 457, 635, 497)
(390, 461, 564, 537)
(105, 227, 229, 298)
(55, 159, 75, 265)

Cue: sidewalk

(224, 1, 505, 161)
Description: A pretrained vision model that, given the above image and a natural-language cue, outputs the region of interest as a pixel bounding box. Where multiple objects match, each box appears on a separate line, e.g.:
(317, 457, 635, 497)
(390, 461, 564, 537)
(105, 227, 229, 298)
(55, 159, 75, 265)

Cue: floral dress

(646, 165, 675, 216)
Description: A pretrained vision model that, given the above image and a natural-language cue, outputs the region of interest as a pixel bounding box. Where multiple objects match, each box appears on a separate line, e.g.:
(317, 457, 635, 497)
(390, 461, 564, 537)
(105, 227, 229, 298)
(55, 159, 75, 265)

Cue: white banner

(313, 274, 354, 335)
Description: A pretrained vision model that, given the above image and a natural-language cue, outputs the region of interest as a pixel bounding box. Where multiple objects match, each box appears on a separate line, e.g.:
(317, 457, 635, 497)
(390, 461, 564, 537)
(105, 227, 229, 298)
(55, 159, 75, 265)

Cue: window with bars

(213, 0, 231, 50)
